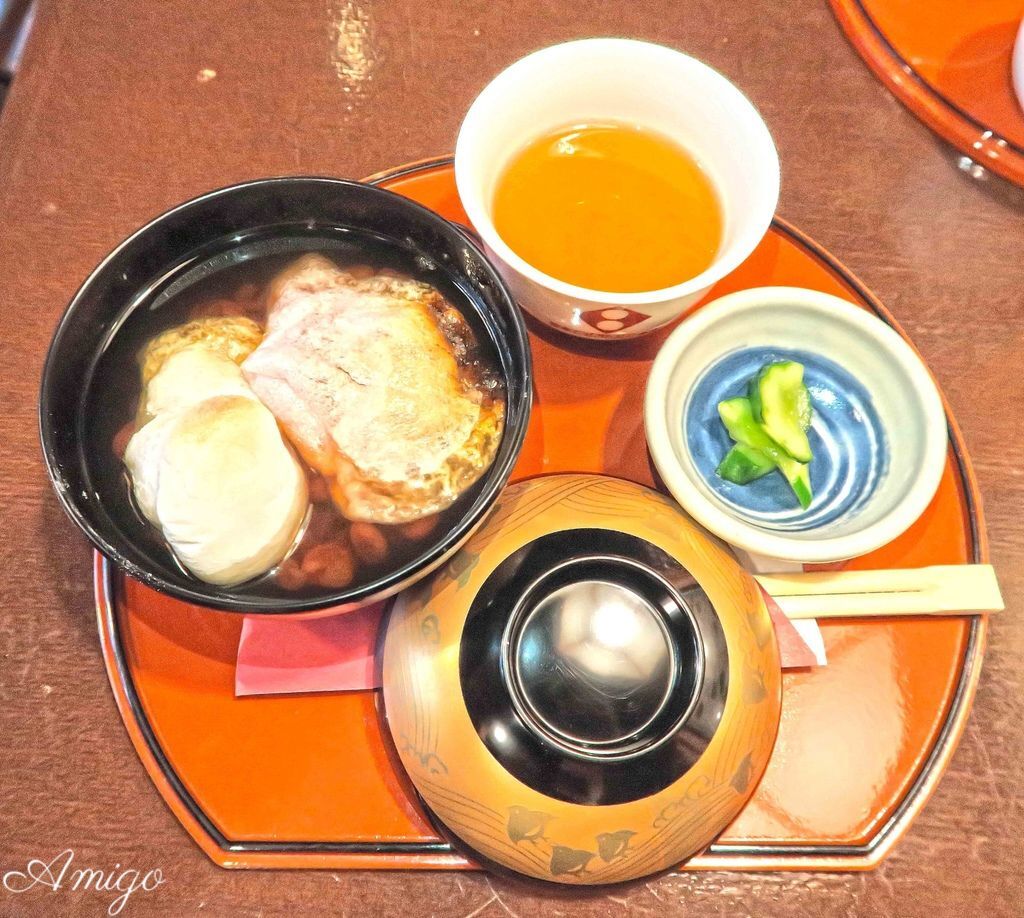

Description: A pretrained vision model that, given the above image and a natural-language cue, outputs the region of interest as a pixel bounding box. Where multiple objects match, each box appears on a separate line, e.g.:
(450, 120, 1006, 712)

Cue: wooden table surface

(1, 2, 1022, 915)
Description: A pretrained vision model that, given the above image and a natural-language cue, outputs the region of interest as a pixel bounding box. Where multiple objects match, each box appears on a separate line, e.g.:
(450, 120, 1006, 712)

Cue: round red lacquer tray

(831, 0, 1024, 186)
(95, 158, 988, 872)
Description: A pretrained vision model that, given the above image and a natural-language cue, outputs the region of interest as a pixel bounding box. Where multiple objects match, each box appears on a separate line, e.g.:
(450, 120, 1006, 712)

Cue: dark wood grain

(0, 1, 1022, 915)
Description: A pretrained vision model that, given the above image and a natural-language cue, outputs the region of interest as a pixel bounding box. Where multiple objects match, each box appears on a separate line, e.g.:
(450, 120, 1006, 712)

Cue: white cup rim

(454, 38, 781, 307)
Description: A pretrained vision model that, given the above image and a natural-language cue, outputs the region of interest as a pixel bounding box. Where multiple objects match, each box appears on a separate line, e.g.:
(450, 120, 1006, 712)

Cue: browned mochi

(242, 255, 504, 524)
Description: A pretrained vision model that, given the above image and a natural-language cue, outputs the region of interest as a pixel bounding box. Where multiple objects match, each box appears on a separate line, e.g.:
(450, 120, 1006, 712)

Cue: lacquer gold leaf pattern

(447, 550, 479, 588)
(731, 753, 753, 794)
(596, 829, 636, 862)
(549, 845, 595, 877)
(652, 774, 715, 828)
(398, 733, 447, 775)
(420, 613, 440, 644)
(743, 665, 767, 704)
(506, 806, 552, 844)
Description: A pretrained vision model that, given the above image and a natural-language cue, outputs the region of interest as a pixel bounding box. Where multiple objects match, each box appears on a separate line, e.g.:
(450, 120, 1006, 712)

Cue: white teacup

(455, 38, 780, 339)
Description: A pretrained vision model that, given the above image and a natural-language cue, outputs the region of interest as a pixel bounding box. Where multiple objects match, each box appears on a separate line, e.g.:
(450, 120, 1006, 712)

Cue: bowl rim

(454, 37, 781, 307)
(644, 285, 948, 563)
(38, 175, 533, 613)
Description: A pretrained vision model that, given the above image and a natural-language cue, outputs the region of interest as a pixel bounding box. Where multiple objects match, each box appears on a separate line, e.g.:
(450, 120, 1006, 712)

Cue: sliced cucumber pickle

(717, 396, 813, 509)
(750, 361, 813, 462)
(716, 443, 776, 485)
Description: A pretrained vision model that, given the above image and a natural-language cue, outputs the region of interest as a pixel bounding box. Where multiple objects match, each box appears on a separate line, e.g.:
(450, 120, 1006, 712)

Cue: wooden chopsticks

(753, 564, 1004, 621)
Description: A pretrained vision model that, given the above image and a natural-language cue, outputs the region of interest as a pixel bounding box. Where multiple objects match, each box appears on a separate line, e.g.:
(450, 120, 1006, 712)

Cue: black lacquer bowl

(38, 178, 532, 614)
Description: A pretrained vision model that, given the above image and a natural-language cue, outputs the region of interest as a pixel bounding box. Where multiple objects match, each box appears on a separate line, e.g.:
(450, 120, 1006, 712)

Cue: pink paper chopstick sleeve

(235, 601, 386, 696)
(760, 587, 823, 669)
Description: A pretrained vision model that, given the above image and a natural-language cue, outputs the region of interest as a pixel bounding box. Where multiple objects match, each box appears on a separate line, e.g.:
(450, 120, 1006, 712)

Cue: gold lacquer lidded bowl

(382, 474, 782, 884)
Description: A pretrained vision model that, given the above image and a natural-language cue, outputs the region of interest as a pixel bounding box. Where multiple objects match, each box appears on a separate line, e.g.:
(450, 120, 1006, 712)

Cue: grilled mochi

(241, 255, 505, 524)
(124, 346, 308, 585)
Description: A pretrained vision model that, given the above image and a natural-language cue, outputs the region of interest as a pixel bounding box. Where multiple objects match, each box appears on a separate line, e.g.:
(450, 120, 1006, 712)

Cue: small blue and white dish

(645, 287, 948, 563)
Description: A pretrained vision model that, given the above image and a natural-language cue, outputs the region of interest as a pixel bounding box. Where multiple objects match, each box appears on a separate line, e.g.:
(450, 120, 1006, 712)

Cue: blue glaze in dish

(684, 347, 888, 531)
